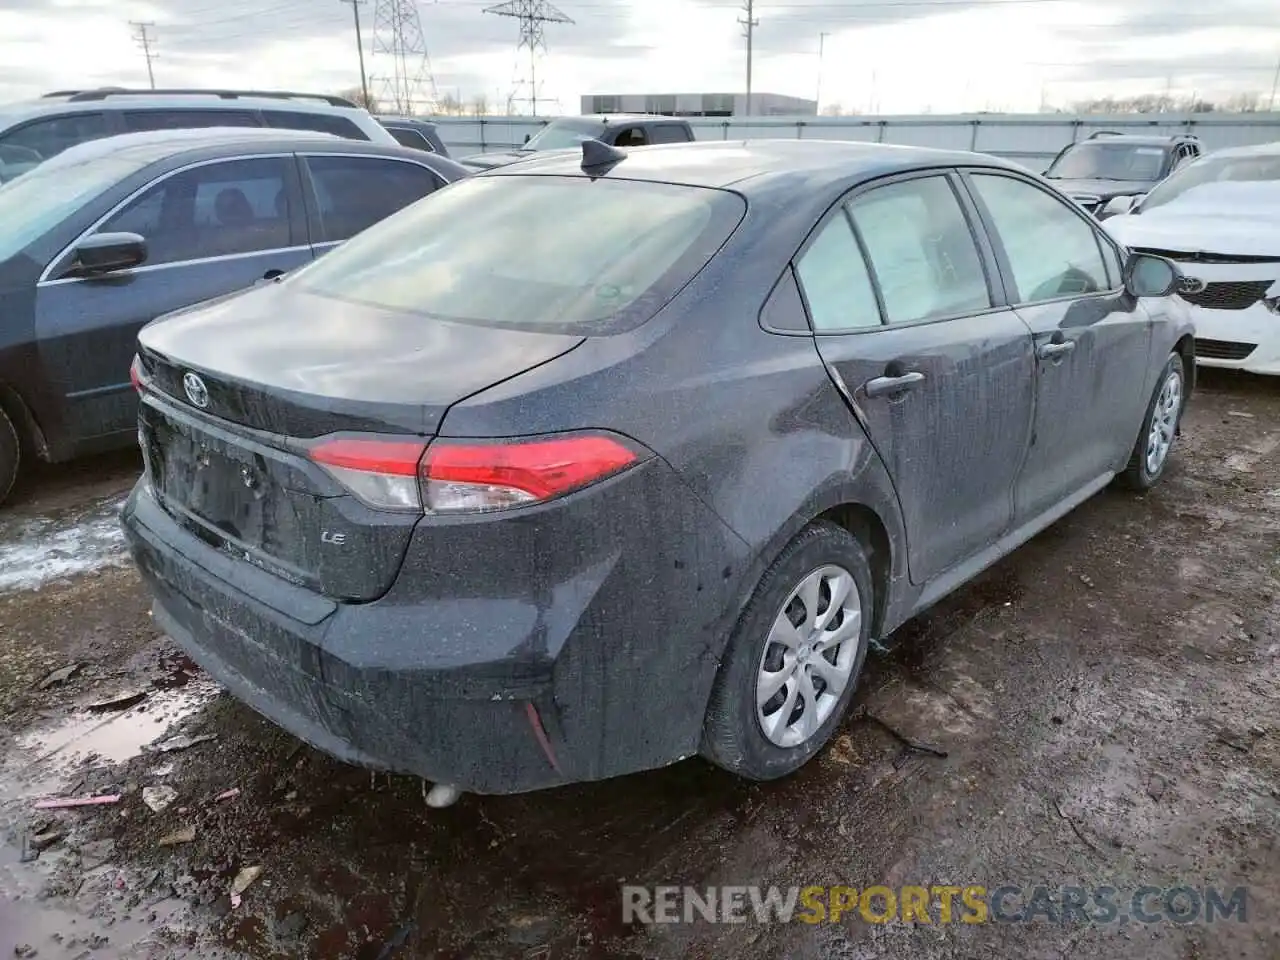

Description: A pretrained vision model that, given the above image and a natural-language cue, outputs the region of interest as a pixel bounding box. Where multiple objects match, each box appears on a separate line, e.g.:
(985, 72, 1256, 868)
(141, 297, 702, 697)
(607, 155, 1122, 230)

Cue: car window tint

(97, 157, 293, 266)
(969, 173, 1110, 302)
(305, 155, 440, 243)
(649, 125, 689, 144)
(122, 110, 259, 132)
(847, 176, 990, 324)
(795, 214, 881, 331)
(613, 127, 649, 147)
(0, 112, 109, 163)
(263, 111, 368, 140)
(386, 127, 432, 150)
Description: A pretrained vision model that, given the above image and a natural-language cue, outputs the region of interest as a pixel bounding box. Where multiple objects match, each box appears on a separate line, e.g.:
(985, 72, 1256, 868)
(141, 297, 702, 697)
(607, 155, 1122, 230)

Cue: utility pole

(1269, 54, 1279, 111)
(816, 32, 830, 113)
(129, 21, 157, 89)
(739, 0, 758, 117)
(339, 0, 371, 109)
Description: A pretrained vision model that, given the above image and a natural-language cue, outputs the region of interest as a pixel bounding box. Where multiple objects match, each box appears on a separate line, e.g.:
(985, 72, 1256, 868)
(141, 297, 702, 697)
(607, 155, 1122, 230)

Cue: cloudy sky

(1, 0, 1278, 114)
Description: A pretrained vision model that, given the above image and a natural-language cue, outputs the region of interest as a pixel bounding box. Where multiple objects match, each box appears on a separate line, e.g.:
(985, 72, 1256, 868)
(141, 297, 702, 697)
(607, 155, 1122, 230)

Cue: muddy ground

(0, 370, 1278, 959)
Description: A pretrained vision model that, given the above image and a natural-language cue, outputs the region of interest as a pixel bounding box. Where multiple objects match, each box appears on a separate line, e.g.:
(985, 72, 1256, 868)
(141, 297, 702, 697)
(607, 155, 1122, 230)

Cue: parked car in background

(0, 88, 398, 183)
(1105, 142, 1280, 375)
(1044, 132, 1202, 219)
(123, 138, 1191, 803)
(458, 113, 695, 170)
(376, 115, 450, 156)
(0, 127, 468, 503)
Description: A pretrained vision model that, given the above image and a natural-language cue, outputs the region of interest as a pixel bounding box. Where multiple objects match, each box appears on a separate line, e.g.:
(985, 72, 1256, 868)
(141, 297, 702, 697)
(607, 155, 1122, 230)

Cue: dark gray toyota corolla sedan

(122, 139, 1193, 800)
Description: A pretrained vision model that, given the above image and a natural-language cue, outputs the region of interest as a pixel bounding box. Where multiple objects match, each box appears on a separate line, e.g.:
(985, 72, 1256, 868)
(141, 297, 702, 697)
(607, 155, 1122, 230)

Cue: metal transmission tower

(129, 21, 158, 89)
(370, 0, 437, 115)
(483, 0, 573, 117)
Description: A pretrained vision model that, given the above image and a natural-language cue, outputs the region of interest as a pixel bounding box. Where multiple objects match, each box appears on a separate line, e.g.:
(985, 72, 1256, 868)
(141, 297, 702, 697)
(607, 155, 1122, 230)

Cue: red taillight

(420, 434, 639, 514)
(129, 355, 144, 393)
(308, 432, 641, 514)
(310, 436, 428, 512)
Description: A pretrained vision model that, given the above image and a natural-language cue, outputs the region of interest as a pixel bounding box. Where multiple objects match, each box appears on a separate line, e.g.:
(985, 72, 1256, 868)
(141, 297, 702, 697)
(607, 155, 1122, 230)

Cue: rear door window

(122, 110, 259, 132)
(613, 127, 649, 147)
(385, 126, 433, 151)
(0, 112, 110, 163)
(847, 175, 991, 324)
(264, 111, 368, 141)
(96, 156, 297, 266)
(303, 155, 442, 243)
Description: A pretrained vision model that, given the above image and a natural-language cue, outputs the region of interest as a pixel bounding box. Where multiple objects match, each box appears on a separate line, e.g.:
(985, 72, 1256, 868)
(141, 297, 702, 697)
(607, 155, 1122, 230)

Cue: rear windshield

(523, 118, 607, 152)
(291, 174, 746, 334)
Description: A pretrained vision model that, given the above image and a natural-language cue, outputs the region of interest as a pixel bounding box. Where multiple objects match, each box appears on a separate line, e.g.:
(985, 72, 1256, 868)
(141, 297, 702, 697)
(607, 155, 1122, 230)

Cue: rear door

(961, 170, 1152, 525)
(33, 154, 311, 443)
(803, 171, 1036, 584)
(299, 153, 445, 254)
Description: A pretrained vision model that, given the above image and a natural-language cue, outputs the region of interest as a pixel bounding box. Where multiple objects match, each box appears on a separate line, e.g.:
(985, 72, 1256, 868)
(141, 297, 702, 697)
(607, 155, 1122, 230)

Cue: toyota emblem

(182, 372, 210, 409)
(1177, 276, 1206, 296)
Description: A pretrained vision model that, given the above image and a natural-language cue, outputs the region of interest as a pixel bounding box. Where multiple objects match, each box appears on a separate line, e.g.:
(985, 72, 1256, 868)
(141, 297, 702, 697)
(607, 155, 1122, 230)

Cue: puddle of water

(0, 495, 130, 593)
(4, 681, 220, 802)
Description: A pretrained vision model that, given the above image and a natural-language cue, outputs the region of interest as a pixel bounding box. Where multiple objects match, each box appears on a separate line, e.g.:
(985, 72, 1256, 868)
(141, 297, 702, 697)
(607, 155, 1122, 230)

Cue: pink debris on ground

(33, 794, 122, 809)
(214, 787, 241, 802)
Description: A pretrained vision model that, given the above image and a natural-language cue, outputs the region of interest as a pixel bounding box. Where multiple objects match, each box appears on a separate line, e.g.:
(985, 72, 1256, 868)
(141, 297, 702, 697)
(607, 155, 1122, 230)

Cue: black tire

(1118, 352, 1185, 492)
(0, 405, 19, 507)
(702, 521, 874, 781)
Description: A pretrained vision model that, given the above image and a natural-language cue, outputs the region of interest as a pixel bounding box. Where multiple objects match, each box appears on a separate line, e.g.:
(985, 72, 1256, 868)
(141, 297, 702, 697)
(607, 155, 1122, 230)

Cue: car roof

(0, 92, 372, 126)
(484, 138, 1021, 191)
(1077, 134, 1190, 146)
(35, 127, 452, 176)
(578, 113, 682, 124)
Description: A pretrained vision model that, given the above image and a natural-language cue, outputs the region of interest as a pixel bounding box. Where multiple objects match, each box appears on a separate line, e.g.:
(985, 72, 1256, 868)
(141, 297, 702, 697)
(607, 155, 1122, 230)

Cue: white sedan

(1105, 142, 1280, 375)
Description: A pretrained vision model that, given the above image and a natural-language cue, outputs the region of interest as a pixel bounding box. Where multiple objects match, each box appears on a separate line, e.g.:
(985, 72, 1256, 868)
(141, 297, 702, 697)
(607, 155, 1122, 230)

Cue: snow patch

(0, 496, 130, 593)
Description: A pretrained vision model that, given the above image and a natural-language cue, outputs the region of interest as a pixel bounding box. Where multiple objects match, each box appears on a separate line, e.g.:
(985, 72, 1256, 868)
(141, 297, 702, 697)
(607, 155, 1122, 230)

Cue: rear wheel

(1118, 353, 1184, 491)
(702, 522, 873, 780)
(0, 405, 19, 507)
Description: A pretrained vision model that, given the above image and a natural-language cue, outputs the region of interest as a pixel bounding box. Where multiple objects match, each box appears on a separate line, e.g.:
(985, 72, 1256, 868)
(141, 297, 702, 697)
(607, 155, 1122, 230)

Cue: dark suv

(0, 127, 467, 503)
(1044, 132, 1202, 218)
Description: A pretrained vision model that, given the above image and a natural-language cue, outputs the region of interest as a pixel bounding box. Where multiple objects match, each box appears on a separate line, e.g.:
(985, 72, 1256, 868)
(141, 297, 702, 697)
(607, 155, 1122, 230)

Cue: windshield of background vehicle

(522, 118, 608, 152)
(1140, 153, 1280, 212)
(291, 174, 747, 334)
(1046, 141, 1167, 181)
(0, 153, 146, 263)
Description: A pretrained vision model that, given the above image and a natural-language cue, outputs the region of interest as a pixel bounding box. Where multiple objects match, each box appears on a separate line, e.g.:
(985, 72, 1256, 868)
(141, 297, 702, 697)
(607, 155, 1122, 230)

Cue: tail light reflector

(129, 355, 144, 393)
(308, 432, 641, 514)
(310, 437, 428, 512)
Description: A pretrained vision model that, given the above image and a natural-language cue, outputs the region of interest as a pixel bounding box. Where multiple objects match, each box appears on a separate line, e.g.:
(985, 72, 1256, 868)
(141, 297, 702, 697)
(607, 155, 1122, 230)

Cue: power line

(338, 0, 371, 108)
(129, 21, 158, 90)
(483, 0, 574, 117)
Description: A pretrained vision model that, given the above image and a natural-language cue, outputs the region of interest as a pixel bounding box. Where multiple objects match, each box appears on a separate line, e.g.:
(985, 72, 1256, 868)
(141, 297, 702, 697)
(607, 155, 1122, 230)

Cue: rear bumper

(122, 457, 750, 794)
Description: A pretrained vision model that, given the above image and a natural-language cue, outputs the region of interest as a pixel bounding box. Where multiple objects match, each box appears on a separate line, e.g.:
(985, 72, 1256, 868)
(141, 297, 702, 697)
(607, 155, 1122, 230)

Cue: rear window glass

(291, 175, 746, 334)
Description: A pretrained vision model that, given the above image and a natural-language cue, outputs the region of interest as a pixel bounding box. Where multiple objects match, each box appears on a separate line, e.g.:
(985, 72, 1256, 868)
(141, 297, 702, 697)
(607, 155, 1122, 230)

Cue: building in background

(581, 92, 816, 117)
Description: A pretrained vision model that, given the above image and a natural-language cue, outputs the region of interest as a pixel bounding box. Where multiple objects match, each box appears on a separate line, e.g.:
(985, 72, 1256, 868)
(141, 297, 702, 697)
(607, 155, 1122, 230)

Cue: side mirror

(72, 232, 147, 275)
(1124, 252, 1179, 298)
(1099, 195, 1137, 219)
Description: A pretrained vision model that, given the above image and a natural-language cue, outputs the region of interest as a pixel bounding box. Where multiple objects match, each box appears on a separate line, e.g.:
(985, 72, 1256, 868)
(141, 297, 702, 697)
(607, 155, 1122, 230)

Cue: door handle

(864, 371, 925, 398)
(1037, 339, 1076, 360)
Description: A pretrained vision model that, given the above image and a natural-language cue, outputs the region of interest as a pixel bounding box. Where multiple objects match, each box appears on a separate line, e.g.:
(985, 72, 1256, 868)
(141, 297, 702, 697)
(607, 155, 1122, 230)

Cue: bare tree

(469, 93, 490, 117)
(1070, 91, 1263, 114)
(337, 86, 380, 112)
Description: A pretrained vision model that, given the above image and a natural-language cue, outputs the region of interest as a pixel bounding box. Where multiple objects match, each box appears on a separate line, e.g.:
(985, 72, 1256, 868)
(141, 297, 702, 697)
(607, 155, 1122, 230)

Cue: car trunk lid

(135, 283, 585, 602)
